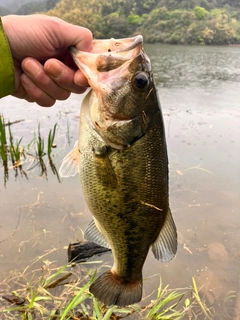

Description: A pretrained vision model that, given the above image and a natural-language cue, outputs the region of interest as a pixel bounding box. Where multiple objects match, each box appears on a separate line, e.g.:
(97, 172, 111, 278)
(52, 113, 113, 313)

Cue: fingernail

(45, 62, 63, 79)
(21, 74, 34, 88)
(22, 59, 40, 77)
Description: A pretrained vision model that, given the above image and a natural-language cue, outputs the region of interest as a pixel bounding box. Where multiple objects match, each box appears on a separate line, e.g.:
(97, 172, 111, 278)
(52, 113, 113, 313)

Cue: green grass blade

(0, 115, 7, 144)
(43, 264, 69, 288)
(147, 290, 184, 318)
(47, 128, 52, 157)
(60, 272, 96, 320)
(192, 277, 213, 320)
(102, 306, 116, 320)
(93, 297, 103, 320)
(47, 123, 57, 157)
(37, 123, 45, 157)
(0, 115, 7, 162)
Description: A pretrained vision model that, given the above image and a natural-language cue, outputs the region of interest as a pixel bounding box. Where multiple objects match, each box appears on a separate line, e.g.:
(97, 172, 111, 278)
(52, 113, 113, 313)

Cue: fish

(59, 35, 177, 307)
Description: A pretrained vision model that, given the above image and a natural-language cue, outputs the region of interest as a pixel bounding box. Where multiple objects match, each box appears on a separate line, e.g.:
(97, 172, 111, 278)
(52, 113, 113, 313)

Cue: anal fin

(84, 219, 110, 249)
(151, 208, 177, 262)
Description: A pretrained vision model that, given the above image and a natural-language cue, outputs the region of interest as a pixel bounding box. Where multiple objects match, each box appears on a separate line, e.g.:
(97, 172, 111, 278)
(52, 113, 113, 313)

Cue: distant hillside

(1, 0, 240, 45)
(0, 0, 39, 11)
(44, 0, 240, 44)
(158, 0, 240, 10)
(0, 0, 59, 15)
(0, 4, 12, 14)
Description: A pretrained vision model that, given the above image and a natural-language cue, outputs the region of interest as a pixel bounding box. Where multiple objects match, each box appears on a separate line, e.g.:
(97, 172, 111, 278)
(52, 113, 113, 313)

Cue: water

(0, 44, 240, 318)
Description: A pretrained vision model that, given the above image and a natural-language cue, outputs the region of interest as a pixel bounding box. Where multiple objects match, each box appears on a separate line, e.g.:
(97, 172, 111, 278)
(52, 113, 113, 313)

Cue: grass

(47, 123, 57, 157)
(0, 258, 214, 320)
(36, 123, 45, 158)
(0, 114, 59, 184)
(191, 277, 214, 319)
(0, 115, 58, 162)
(8, 124, 24, 166)
(0, 114, 7, 162)
(145, 278, 185, 319)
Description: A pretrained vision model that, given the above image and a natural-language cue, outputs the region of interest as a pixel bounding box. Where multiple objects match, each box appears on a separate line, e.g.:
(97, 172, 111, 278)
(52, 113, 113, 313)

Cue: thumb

(56, 19, 93, 52)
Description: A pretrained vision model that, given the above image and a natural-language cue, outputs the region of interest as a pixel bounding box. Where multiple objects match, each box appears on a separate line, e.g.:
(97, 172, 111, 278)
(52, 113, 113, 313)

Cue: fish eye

(132, 72, 149, 90)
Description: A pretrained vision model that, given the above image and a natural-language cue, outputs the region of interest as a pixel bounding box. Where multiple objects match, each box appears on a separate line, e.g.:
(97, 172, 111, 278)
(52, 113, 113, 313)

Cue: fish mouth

(90, 35, 143, 54)
(69, 35, 144, 90)
(71, 36, 151, 149)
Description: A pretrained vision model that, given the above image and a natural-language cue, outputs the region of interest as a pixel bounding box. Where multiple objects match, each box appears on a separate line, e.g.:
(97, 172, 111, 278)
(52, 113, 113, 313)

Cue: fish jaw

(70, 35, 145, 98)
(69, 34, 152, 116)
(71, 36, 156, 149)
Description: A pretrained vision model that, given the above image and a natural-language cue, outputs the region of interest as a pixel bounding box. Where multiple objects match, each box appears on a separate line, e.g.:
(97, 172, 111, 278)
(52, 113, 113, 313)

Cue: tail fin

(89, 270, 142, 307)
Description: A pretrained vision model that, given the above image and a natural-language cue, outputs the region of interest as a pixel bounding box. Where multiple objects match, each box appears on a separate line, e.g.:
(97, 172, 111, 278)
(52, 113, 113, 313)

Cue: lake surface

(0, 44, 240, 319)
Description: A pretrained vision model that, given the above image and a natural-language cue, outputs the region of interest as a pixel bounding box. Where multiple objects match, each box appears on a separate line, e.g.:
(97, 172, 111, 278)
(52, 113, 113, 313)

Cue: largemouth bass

(59, 35, 177, 307)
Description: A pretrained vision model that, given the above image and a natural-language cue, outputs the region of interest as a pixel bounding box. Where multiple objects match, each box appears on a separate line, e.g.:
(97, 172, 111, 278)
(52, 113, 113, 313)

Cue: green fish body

(60, 36, 177, 307)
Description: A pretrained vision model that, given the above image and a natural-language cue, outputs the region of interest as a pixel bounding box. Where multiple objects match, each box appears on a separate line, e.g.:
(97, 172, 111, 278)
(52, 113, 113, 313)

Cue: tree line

(1, 0, 240, 44)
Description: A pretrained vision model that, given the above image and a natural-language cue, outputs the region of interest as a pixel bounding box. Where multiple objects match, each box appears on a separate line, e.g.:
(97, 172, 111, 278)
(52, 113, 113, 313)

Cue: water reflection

(2, 160, 28, 186)
(25, 155, 61, 182)
(1, 154, 61, 186)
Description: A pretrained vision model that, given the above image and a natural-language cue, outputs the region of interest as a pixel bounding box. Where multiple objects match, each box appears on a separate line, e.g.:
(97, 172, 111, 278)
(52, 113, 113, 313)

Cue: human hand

(2, 15, 93, 107)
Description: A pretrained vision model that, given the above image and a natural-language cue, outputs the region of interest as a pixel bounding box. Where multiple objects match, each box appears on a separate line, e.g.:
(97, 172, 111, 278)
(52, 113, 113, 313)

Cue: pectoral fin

(151, 208, 177, 262)
(84, 219, 111, 249)
(59, 141, 80, 178)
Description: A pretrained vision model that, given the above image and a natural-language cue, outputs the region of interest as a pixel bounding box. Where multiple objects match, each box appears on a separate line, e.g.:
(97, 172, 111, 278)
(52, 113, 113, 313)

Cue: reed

(47, 123, 57, 157)
(8, 124, 23, 165)
(36, 123, 45, 157)
(0, 115, 60, 185)
(0, 115, 7, 162)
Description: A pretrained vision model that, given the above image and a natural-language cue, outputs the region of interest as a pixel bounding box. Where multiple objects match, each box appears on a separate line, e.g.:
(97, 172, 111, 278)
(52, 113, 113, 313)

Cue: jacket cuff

(0, 16, 15, 98)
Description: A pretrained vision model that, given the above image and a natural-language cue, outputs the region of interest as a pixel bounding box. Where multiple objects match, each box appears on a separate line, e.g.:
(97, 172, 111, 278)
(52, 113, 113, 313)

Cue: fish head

(71, 35, 158, 149)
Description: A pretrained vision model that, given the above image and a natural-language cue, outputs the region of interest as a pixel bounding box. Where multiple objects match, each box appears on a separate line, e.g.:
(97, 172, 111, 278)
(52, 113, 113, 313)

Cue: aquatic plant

(0, 260, 213, 320)
(8, 124, 24, 165)
(47, 123, 57, 157)
(0, 116, 58, 163)
(145, 278, 185, 319)
(0, 115, 7, 162)
(191, 277, 214, 319)
(33, 122, 58, 158)
(0, 115, 60, 185)
(0, 115, 25, 165)
(36, 123, 45, 158)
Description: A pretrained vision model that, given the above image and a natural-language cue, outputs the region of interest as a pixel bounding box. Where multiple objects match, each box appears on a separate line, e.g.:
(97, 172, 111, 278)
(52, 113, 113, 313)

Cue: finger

(21, 74, 56, 107)
(52, 19, 93, 52)
(74, 69, 91, 87)
(22, 58, 71, 101)
(44, 59, 88, 93)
